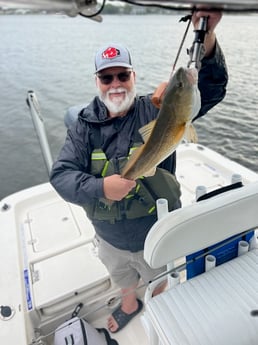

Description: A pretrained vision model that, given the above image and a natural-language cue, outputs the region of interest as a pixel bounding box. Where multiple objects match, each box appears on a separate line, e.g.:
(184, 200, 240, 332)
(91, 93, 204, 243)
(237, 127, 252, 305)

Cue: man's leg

(107, 284, 139, 332)
(96, 237, 142, 331)
(97, 237, 167, 332)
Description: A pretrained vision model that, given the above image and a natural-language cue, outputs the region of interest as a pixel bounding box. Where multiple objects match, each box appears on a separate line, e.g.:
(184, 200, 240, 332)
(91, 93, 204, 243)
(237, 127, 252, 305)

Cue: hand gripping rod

(187, 16, 208, 70)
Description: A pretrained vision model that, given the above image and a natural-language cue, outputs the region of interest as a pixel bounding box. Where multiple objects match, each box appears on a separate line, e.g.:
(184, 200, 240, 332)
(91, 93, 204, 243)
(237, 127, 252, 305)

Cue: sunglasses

(97, 70, 132, 85)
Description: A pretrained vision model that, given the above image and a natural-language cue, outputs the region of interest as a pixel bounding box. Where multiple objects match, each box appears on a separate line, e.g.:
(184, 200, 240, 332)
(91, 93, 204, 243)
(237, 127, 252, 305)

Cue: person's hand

(192, 9, 222, 34)
(192, 8, 223, 57)
(103, 174, 136, 201)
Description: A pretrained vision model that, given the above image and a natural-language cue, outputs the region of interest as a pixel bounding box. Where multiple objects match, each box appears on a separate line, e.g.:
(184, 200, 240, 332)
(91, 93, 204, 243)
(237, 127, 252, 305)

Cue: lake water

(0, 13, 258, 200)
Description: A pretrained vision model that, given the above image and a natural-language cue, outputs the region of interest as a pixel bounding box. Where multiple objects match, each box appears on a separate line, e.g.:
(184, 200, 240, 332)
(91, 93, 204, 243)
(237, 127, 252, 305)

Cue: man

(50, 10, 228, 333)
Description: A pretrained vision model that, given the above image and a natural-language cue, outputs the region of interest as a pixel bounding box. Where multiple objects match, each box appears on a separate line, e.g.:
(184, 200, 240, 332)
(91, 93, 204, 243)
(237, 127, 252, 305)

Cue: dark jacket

(50, 42, 228, 252)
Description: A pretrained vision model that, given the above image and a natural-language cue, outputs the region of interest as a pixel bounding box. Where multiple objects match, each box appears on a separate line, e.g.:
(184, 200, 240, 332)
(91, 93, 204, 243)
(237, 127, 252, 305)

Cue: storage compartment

(27, 200, 95, 252)
(31, 242, 110, 310)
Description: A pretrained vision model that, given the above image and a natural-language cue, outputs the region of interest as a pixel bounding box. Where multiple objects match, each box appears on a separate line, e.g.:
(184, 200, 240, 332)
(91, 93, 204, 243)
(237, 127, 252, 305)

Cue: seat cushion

(146, 249, 258, 345)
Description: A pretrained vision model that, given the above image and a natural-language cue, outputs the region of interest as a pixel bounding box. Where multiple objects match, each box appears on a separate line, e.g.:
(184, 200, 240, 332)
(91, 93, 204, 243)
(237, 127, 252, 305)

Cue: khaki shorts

(96, 236, 166, 288)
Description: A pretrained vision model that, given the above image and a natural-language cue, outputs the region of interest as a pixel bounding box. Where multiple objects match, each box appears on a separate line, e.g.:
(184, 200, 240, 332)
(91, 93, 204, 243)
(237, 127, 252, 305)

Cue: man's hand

(192, 9, 223, 57)
(103, 174, 136, 201)
(192, 9, 222, 33)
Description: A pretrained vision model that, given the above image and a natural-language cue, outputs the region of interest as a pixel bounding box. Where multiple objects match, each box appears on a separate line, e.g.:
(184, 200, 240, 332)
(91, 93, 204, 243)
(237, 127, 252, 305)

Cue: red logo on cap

(102, 47, 120, 59)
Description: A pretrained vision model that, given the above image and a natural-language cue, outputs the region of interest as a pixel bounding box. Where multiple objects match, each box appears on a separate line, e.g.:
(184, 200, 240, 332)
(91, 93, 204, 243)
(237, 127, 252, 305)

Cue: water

(0, 13, 258, 200)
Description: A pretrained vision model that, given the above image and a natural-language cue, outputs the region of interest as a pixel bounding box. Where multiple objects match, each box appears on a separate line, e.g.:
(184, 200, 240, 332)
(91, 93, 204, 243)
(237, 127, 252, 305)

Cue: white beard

(99, 86, 136, 115)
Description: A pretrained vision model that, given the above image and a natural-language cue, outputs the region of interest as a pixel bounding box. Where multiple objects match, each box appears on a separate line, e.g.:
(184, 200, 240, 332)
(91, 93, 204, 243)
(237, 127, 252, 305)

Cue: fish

(121, 67, 201, 180)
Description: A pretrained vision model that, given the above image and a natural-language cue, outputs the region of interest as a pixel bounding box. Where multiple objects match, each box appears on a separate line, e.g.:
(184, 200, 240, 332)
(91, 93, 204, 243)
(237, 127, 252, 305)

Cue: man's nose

(110, 75, 121, 86)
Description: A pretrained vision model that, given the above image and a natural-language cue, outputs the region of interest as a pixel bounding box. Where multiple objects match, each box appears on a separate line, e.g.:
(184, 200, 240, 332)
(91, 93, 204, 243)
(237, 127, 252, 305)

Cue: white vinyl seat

(142, 181, 258, 345)
(145, 249, 258, 345)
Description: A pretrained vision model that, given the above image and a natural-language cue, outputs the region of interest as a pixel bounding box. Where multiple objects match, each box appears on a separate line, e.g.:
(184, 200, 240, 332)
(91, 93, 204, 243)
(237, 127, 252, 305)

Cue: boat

(1, 96, 258, 344)
(1, 0, 258, 17)
(1, 1, 258, 344)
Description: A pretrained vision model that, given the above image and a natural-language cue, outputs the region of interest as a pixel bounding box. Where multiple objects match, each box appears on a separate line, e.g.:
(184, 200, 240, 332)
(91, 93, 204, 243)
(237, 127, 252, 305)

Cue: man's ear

(132, 70, 136, 82)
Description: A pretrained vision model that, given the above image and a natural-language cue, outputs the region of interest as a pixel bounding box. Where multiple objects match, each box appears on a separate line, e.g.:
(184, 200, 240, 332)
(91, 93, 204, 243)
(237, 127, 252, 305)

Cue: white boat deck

(1, 143, 258, 345)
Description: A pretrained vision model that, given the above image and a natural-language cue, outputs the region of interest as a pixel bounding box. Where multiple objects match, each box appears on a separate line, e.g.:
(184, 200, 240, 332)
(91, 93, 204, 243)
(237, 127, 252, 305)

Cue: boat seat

(142, 180, 258, 345)
(64, 104, 88, 128)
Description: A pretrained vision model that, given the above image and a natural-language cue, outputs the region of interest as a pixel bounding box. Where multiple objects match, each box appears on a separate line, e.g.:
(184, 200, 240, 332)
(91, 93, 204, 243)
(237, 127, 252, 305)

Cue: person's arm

(50, 122, 104, 205)
(191, 10, 228, 120)
(50, 120, 136, 204)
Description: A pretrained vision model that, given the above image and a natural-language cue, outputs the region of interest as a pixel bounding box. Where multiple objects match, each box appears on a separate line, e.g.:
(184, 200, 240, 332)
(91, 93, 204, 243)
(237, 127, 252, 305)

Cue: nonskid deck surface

(44, 286, 149, 345)
(1, 143, 258, 345)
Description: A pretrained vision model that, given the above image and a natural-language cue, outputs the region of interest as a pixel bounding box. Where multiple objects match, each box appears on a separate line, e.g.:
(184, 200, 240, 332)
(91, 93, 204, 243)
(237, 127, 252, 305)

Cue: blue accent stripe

(24, 269, 33, 310)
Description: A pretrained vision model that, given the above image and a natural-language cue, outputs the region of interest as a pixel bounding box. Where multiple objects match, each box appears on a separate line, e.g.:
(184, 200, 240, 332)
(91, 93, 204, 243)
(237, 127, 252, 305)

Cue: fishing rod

(151, 14, 191, 108)
(151, 13, 208, 108)
(187, 16, 208, 70)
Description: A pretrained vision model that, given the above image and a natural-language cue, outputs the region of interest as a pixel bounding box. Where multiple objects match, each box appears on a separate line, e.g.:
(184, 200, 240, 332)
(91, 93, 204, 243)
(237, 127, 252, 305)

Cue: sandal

(109, 299, 143, 333)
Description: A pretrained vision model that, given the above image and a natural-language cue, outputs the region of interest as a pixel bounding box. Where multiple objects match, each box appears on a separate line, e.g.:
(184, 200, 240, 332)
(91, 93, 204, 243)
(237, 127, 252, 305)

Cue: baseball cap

(95, 43, 133, 73)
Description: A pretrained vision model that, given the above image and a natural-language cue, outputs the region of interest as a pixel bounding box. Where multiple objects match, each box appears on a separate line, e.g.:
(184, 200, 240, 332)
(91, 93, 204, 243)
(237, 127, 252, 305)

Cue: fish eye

(177, 81, 184, 88)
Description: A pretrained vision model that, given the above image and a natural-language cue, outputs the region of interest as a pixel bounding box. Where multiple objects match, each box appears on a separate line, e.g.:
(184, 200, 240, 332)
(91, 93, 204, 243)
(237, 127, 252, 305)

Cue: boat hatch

(178, 158, 225, 191)
(177, 156, 226, 205)
(176, 144, 258, 206)
(31, 242, 110, 311)
(18, 194, 112, 316)
(26, 200, 95, 252)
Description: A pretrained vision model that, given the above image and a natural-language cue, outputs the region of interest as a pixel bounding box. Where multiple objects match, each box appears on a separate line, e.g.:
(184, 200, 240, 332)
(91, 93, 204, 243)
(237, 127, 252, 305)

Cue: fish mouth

(185, 68, 198, 85)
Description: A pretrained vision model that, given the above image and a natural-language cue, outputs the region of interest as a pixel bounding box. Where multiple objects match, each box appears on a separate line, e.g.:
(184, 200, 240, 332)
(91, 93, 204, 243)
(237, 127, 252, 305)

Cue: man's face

(96, 67, 136, 117)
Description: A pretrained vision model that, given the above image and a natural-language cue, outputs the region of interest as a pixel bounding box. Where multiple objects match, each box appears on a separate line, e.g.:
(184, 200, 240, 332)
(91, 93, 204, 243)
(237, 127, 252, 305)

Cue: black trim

(97, 328, 119, 345)
(197, 182, 243, 202)
(80, 319, 88, 345)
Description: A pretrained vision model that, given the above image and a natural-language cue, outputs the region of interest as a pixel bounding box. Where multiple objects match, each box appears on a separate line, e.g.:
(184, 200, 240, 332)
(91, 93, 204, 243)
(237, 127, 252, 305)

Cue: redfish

(122, 67, 201, 180)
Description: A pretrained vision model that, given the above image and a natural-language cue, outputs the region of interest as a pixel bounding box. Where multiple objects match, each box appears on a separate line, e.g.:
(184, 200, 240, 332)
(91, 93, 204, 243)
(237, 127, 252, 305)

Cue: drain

(0, 305, 15, 320)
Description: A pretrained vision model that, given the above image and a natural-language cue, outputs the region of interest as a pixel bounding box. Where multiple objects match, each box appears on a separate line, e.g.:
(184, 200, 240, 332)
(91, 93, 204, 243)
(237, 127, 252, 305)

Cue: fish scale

(121, 67, 201, 180)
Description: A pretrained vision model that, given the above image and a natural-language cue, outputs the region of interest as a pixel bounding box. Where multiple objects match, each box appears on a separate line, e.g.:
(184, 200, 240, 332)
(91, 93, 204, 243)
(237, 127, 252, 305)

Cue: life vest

(82, 145, 181, 223)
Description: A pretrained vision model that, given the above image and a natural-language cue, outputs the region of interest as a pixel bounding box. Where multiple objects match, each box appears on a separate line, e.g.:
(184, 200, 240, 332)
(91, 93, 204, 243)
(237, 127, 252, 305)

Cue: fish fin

(143, 166, 157, 177)
(185, 124, 198, 143)
(174, 123, 187, 142)
(123, 145, 142, 168)
(121, 145, 144, 178)
(138, 120, 156, 143)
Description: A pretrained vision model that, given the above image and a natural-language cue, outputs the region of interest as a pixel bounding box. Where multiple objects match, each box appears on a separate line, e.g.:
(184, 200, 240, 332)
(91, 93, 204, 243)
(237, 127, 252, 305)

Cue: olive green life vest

(82, 146, 181, 223)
